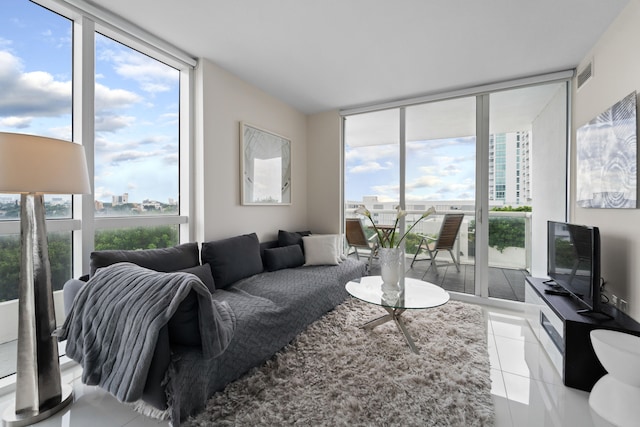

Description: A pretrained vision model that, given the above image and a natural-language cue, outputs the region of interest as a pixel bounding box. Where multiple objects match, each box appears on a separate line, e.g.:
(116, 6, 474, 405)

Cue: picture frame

(240, 122, 292, 205)
(576, 91, 637, 208)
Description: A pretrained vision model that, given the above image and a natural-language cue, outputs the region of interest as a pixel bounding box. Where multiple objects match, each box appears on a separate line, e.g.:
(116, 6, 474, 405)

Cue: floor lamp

(0, 132, 90, 427)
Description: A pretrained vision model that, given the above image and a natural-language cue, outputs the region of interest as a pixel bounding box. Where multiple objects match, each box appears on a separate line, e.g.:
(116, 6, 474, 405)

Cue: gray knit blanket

(55, 262, 236, 403)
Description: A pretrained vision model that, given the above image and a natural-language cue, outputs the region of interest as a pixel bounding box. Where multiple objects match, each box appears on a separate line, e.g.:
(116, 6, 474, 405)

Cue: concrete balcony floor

(364, 253, 528, 303)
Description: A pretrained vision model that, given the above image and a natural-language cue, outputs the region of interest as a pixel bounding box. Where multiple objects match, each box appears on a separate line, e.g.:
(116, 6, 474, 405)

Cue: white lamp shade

(0, 132, 91, 195)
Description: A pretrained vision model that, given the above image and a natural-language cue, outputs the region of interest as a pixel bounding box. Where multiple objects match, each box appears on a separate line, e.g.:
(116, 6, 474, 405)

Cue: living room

(1, 0, 640, 426)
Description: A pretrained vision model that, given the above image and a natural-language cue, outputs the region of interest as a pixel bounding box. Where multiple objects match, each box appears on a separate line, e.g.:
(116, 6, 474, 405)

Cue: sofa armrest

(63, 278, 87, 316)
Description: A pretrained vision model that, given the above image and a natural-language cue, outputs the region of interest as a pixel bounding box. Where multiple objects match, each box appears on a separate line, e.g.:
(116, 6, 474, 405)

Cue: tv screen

(547, 221, 601, 313)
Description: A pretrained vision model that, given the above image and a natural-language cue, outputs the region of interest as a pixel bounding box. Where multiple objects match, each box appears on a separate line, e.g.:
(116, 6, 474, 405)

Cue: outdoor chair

(345, 218, 379, 268)
(410, 213, 464, 275)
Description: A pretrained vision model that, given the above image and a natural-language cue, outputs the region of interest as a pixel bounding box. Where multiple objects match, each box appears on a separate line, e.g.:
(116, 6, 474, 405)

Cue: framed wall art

(576, 91, 637, 208)
(240, 122, 291, 205)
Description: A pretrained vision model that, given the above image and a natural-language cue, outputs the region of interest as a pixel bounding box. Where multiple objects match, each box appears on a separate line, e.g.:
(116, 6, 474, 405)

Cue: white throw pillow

(303, 234, 340, 266)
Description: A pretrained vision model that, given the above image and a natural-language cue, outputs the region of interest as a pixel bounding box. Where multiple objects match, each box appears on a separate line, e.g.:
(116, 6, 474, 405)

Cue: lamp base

(2, 384, 73, 427)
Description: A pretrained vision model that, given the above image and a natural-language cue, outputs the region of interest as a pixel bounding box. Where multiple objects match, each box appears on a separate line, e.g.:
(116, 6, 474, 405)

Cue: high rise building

(488, 131, 531, 206)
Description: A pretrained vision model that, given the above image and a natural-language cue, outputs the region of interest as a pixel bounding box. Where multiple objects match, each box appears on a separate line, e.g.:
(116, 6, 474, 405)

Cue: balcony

(347, 209, 531, 302)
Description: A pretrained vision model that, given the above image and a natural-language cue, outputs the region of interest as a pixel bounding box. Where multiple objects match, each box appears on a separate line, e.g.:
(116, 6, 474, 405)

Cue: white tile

(123, 415, 169, 426)
(491, 368, 507, 397)
(494, 336, 534, 378)
(490, 311, 537, 343)
(488, 333, 501, 369)
(492, 394, 514, 427)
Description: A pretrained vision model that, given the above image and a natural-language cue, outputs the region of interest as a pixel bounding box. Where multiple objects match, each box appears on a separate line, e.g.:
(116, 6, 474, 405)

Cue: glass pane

(344, 109, 400, 246)
(95, 225, 179, 251)
(405, 97, 476, 295)
(0, 231, 71, 303)
(0, 0, 73, 218)
(489, 83, 568, 302)
(94, 33, 180, 217)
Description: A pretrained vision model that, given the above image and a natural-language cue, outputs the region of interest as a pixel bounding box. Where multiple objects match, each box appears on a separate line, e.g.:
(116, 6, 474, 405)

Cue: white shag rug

(184, 298, 494, 427)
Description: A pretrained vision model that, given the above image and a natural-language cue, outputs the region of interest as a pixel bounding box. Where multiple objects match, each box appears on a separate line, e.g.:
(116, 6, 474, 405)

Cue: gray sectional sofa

(61, 231, 367, 425)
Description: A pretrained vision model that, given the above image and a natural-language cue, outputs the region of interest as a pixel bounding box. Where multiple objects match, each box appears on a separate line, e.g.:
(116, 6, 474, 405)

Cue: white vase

(379, 247, 402, 287)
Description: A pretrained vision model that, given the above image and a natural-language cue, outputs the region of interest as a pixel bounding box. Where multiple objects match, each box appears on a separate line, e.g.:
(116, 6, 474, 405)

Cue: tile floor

(0, 303, 616, 426)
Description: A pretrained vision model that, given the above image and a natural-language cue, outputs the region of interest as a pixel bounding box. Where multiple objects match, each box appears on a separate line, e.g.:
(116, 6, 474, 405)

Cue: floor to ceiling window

(0, 1, 73, 300)
(0, 0, 194, 379)
(343, 78, 569, 305)
(93, 33, 181, 249)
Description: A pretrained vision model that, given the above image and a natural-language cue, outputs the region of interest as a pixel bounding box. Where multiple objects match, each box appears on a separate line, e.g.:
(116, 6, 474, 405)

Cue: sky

(345, 135, 477, 204)
(0, 0, 180, 204)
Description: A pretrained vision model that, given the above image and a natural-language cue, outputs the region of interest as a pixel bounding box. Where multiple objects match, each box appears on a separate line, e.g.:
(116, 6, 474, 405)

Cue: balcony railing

(346, 208, 531, 272)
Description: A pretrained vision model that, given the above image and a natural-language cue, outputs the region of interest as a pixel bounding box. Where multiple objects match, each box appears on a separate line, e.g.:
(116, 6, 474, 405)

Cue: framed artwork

(576, 91, 637, 208)
(240, 122, 291, 205)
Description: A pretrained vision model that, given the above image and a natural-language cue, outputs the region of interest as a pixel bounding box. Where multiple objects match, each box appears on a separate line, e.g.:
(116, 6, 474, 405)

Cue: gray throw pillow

(201, 233, 263, 289)
(263, 244, 305, 272)
(278, 230, 312, 252)
(168, 265, 216, 347)
(89, 242, 199, 277)
(179, 264, 216, 294)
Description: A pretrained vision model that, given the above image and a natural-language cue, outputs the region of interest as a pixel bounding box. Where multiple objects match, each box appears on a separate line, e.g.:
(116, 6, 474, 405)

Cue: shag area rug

(184, 299, 494, 427)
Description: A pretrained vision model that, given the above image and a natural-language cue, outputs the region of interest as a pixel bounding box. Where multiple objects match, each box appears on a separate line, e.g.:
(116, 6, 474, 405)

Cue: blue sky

(0, 0, 179, 204)
(345, 136, 476, 203)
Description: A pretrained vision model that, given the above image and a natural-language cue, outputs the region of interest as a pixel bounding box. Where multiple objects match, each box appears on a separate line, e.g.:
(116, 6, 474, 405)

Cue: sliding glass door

(487, 83, 568, 300)
(343, 80, 569, 304)
(404, 97, 476, 295)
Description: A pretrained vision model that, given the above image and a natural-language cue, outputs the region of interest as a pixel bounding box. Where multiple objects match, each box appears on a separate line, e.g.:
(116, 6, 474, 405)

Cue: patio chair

(410, 213, 464, 274)
(345, 218, 379, 268)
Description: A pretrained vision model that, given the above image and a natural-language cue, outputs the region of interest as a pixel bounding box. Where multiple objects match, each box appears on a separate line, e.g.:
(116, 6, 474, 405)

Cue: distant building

(112, 193, 129, 206)
(489, 131, 531, 206)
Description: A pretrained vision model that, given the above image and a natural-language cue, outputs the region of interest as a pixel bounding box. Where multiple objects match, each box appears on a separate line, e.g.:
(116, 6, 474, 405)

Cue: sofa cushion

(89, 242, 199, 277)
(263, 244, 305, 272)
(179, 264, 216, 294)
(303, 235, 340, 266)
(201, 233, 263, 289)
(166, 264, 217, 347)
(278, 230, 312, 251)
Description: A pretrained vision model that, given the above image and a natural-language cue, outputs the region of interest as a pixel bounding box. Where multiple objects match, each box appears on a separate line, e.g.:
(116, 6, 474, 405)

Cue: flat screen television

(547, 220, 601, 314)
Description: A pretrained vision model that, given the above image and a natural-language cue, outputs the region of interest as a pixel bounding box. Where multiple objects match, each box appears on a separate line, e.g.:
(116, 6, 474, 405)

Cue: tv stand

(525, 277, 640, 391)
(576, 308, 614, 320)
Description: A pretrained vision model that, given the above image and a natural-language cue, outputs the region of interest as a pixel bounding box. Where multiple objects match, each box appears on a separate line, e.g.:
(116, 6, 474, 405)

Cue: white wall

(573, 0, 640, 321)
(196, 59, 308, 243)
(307, 110, 343, 233)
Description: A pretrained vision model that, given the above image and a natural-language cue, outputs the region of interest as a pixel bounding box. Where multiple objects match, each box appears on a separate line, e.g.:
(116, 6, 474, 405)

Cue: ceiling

(86, 0, 629, 115)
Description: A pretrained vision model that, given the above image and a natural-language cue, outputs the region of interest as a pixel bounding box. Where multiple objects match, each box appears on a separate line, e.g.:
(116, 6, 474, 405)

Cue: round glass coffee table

(345, 276, 450, 354)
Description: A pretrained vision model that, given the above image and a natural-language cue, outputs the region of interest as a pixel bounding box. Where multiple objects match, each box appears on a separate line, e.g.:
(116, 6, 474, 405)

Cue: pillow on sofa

(303, 234, 340, 266)
(263, 244, 305, 272)
(201, 233, 263, 289)
(278, 230, 312, 251)
(89, 242, 199, 277)
(167, 265, 217, 347)
(179, 264, 216, 294)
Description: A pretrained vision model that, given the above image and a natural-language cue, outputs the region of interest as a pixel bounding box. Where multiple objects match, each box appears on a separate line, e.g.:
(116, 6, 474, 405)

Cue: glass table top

(346, 275, 450, 310)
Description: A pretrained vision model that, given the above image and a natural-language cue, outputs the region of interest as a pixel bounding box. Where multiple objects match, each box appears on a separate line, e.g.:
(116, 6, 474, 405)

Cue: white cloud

(348, 161, 391, 174)
(0, 50, 70, 117)
(95, 114, 136, 132)
(346, 144, 398, 163)
(95, 82, 141, 112)
(0, 50, 141, 124)
(99, 47, 178, 94)
(0, 116, 31, 128)
(406, 175, 443, 190)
